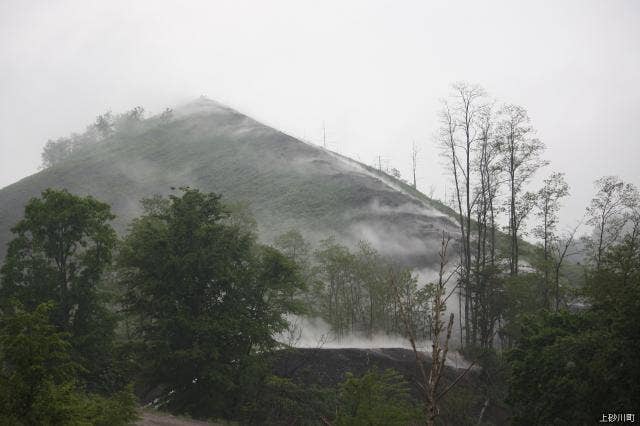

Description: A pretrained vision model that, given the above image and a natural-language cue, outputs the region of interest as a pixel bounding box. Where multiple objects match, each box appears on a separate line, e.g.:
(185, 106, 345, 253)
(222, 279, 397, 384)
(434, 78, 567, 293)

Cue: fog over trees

(0, 82, 637, 423)
(1, 2, 639, 422)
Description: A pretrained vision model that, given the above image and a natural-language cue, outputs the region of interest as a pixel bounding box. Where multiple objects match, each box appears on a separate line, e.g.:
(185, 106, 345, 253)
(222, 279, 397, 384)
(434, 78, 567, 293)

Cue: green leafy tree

(507, 228, 640, 424)
(0, 189, 119, 391)
(41, 137, 74, 168)
(313, 239, 358, 338)
(586, 176, 638, 270)
(275, 229, 311, 266)
(0, 302, 81, 425)
(507, 310, 597, 424)
(0, 303, 137, 425)
(499, 272, 546, 347)
(118, 188, 305, 418)
(311, 239, 416, 339)
(495, 104, 547, 276)
(94, 111, 114, 140)
(533, 172, 569, 298)
(114, 106, 145, 133)
(336, 368, 422, 425)
(274, 229, 317, 315)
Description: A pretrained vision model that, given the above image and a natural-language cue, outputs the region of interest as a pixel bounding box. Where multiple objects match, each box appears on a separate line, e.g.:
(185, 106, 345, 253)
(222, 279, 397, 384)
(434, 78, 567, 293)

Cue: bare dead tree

(411, 141, 420, 188)
(438, 101, 465, 346)
(424, 234, 455, 425)
(455, 83, 485, 348)
(323, 121, 327, 148)
(471, 102, 504, 349)
(437, 83, 486, 347)
(428, 184, 436, 199)
(392, 232, 474, 426)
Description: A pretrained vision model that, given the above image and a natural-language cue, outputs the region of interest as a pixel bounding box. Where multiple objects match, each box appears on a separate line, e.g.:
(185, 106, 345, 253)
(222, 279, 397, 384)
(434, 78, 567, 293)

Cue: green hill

(0, 97, 458, 268)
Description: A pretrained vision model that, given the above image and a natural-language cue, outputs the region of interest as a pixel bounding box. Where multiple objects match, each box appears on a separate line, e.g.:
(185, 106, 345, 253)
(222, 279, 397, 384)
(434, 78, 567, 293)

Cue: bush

(336, 368, 422, 425)
(0, 303, 138, 425)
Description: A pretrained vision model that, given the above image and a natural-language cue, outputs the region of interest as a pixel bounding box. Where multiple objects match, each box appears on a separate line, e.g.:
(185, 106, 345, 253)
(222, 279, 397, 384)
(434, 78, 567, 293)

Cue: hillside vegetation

(2, 93, 637, 425)
(0, 98, 456, 268)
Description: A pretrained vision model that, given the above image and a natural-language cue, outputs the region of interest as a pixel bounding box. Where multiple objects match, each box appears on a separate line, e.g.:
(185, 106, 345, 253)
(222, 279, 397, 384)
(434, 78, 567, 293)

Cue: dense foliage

(0, 190, 136, 424)
(4, 94, 639, 424)
(118, 188, 305, 418)
(0, 189, 124, 390)
(274, 234, 434, 343)
(0, 303, 138, 426)
(507, 227, 640, 424)
(40, 107, 149, 168)
(336, 369, 422, 425)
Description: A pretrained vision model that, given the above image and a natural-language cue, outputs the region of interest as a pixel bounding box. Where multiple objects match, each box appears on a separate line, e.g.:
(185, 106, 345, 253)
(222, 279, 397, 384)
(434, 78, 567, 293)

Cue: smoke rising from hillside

(279, 315, 474, 370)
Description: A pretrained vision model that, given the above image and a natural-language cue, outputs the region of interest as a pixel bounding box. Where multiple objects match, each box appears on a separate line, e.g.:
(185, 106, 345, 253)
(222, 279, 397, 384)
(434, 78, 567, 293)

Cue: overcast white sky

(1, 0, 638, 231)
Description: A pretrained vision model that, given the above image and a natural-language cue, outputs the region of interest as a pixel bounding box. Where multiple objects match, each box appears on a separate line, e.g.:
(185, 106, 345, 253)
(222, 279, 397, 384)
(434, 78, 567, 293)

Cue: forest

(0, 85, 639, 425)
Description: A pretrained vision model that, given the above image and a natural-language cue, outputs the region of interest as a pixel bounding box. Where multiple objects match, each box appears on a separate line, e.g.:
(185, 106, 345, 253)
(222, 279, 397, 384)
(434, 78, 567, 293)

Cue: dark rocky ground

(270, 347, 510, 425)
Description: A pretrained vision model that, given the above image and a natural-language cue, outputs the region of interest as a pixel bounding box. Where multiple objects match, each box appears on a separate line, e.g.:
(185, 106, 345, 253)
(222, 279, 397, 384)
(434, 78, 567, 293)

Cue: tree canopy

(0, 190, 136, 424)
(507, 227, 640, 424)
(0, 188, 119, 391)
(118, 187, 305, 418)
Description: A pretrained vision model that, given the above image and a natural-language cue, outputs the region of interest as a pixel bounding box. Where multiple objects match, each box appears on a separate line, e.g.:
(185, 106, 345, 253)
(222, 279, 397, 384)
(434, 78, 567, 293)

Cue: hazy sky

(1, 0, 638, 231)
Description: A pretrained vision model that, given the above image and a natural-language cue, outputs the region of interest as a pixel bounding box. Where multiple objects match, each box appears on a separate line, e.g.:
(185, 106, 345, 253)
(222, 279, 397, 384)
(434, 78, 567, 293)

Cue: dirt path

(136, 410, 215, 426)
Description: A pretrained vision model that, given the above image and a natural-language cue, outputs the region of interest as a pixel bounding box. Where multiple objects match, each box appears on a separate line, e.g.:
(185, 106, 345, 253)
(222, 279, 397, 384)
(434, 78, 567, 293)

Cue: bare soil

(136, 410, 216, 426)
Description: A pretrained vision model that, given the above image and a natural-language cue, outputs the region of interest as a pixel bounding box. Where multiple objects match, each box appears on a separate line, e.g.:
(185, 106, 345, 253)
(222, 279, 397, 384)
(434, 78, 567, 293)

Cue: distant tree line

(40, 106, 174, 169)
(274, 232, 433, 342)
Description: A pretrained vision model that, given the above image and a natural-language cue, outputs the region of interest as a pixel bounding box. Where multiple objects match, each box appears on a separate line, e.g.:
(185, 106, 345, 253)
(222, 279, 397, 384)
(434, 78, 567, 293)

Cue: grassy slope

(0, 98, 545, 271)
(0, 99, 457, 268)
